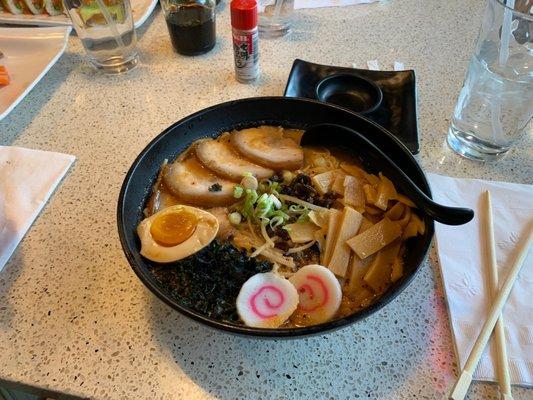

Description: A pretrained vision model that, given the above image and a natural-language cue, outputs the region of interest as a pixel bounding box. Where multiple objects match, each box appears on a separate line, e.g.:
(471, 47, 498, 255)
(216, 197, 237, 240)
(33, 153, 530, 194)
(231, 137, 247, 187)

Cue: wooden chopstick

(449, 222, 533, 400)
(484, 191, 513, 400)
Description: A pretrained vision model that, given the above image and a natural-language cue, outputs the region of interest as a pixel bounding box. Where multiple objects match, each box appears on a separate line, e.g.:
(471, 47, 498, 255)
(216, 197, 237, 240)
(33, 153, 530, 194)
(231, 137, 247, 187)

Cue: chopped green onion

(233, 176, 295, 230)
(241, 173, 258, 190)
(229, 212, 242, 225)
(255, 193, 274, 218)
(269, 216, 285, 229)
(258, 180, 270, 193)
(289, 204, 307, 213)
(242, 189, 259, 218)
(233, 185, 244, 199)
(270, 194, 282, 209)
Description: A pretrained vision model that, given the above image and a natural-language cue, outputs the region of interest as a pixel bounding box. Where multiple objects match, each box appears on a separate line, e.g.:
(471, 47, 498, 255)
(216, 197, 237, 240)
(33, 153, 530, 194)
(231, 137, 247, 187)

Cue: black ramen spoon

(301, 123, 474, 226)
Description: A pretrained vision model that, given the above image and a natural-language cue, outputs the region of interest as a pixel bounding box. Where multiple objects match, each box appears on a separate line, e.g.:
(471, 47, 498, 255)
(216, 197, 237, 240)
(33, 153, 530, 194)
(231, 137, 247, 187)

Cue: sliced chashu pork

(231, 126, 304, 170)
(196, 136, 274, 180)
(163, 156, 236, 207)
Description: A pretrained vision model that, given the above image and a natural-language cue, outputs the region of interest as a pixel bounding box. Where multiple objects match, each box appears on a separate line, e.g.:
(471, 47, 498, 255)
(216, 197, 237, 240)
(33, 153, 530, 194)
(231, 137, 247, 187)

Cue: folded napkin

(428, 173, 533, 386)
(357, 60, 405, 71)
(0, 146, 75, 271)
(295, 0, 379, 9)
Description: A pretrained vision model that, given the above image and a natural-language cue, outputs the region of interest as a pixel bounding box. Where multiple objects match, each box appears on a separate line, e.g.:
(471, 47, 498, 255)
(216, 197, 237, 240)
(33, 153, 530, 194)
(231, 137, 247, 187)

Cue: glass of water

(447, 0, 532, 161)
(64, 0, 139, 73)
(258, 0, 294, 38)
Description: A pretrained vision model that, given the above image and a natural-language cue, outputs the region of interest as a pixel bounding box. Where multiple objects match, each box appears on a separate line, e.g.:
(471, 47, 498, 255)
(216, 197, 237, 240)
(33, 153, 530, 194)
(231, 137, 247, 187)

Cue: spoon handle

(302, 123, 474, 226)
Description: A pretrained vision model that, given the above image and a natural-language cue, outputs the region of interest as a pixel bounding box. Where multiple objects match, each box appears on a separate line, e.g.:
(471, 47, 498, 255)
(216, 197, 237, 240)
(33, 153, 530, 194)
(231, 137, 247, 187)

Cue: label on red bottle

(232, 29, 259, 81)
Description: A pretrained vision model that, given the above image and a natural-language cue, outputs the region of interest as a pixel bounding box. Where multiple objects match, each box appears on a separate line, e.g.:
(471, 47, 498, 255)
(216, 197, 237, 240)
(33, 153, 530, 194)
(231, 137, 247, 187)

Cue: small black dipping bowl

(316, 73, 383, 115)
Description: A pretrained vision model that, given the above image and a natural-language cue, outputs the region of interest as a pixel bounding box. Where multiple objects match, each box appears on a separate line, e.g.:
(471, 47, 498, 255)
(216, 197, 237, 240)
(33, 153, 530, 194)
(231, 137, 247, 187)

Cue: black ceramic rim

(315, 73, 384, 115)
(117, 96, 434, 338)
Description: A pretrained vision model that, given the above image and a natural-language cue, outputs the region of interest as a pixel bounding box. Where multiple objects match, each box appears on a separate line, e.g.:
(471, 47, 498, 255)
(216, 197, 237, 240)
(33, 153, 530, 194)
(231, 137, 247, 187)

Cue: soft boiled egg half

(137, 205, 219, 263)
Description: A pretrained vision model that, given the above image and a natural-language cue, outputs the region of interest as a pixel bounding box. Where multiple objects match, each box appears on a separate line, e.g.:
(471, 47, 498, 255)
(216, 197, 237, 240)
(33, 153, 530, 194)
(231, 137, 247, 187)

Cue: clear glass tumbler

(447, 0, 533, 161)
(258, 0, 294, 38)
(63, 0, 139, 73)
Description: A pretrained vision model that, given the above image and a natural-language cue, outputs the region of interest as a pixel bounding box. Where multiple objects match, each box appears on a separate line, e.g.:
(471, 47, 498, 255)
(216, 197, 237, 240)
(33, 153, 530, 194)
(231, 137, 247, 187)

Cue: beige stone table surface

(0, 0, 531, 399)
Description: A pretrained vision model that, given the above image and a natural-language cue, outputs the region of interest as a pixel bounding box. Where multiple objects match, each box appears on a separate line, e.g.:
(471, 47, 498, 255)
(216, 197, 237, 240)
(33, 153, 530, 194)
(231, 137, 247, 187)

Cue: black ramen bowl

(117, 97, 435, 338)
(315, 73, 383, 115)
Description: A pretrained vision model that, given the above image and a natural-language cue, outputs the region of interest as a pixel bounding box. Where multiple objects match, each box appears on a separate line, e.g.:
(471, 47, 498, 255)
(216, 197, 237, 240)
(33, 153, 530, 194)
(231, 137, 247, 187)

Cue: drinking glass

(63, 0, 139, 73)
(258, 0, 294, 38)
(447, 0, 533, 161)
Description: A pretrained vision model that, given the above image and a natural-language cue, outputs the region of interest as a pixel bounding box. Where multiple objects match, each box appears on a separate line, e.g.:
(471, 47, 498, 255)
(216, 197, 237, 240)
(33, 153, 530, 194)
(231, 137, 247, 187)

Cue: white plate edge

(0, 26, 72, 122)
(134, 0, 158, 29)
(0, 0, 158, 28)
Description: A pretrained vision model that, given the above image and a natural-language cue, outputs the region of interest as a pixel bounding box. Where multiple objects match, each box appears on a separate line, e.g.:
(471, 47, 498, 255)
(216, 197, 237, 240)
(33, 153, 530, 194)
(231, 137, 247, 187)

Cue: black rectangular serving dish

(284, 59, 420, 154)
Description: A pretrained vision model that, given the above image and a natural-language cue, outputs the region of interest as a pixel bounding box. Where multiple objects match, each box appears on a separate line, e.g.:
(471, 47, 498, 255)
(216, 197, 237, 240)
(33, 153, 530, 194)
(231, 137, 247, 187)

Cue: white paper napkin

(0, 146, 75, 270)
(351, 60, 406, 71)
(427, 173, 533, 386)
(294, 0, 379, 9)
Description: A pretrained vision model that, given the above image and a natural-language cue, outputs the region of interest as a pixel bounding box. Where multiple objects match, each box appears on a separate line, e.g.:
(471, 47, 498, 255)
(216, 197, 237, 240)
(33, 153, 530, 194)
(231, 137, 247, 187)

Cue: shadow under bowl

(316, 73, 383, 115)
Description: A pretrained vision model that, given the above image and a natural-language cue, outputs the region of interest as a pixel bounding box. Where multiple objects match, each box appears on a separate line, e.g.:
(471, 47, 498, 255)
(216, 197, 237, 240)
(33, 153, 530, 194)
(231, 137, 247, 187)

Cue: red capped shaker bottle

(230, 0, 259, 83)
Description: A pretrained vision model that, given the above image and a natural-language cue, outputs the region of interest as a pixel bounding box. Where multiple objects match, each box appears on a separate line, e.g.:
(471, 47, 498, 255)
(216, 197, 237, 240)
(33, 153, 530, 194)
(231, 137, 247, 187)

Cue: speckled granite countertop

(0, 0, 531, 399)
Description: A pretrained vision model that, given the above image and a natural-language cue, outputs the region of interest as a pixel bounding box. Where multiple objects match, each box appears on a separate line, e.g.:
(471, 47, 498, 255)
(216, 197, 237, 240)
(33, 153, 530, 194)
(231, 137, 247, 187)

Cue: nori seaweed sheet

(148, 241, 272, 323)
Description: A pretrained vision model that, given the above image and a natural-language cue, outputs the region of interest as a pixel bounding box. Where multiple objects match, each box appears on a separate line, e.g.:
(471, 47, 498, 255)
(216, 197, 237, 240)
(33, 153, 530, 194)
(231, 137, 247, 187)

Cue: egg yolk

(150, 210, 198, 247)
